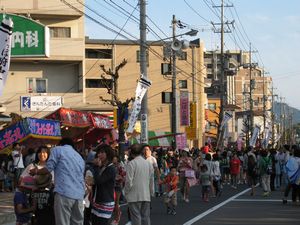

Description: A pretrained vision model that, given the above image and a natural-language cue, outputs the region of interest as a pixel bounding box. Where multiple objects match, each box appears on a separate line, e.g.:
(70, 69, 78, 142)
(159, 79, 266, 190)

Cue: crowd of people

(0, 140, 299, 225)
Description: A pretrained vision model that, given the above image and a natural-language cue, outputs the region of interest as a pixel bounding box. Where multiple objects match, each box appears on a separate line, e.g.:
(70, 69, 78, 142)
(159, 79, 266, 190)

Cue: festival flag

(127, 75, 151, 133)
(249, 125, 261, 147)
(0, 17, 13, 96)
(220, 111, 233, 130)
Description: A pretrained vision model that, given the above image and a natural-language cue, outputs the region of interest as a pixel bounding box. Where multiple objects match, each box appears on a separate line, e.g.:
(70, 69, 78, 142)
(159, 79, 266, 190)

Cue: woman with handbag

(177, 148, 194, 203)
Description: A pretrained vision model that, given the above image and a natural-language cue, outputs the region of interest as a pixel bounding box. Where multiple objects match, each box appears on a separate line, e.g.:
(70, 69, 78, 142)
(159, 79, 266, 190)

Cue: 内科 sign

(0, 13, 49, 57)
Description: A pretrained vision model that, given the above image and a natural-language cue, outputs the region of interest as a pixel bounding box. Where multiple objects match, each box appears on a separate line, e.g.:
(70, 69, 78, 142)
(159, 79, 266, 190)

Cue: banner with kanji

(0, 17, 13, 96)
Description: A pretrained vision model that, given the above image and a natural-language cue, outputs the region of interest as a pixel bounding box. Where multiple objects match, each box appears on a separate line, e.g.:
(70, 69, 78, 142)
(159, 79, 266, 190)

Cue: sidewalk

(0, 191, 15, 225)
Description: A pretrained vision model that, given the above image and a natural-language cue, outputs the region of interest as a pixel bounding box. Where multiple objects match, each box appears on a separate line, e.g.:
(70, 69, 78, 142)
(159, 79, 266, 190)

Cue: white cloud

(284, 15, 300, 25)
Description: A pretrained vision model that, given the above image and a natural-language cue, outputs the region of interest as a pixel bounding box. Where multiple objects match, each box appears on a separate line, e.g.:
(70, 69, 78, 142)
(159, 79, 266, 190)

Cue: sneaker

(111, 220, 119, 225)
(167, 207, 172, 215)
(171, 210, 176, 215)
(125, 222, 132, 225)
(262, 192, 270, 197)
(185, 198, 190, 203)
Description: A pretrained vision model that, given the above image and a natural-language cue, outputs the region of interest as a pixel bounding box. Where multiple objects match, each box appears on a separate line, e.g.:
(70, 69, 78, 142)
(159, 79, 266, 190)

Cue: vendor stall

(0, 117, 61, 154)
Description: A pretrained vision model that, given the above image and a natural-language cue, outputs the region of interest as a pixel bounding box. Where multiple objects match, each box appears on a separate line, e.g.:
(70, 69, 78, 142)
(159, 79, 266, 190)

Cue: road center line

(183, 188, 251, 225)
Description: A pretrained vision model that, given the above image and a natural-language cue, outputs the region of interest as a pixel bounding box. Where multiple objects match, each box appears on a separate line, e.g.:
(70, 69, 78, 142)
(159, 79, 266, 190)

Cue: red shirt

(202, 146, 210, 154)
(163, 174, 179, 192)
(230, 158, 241, 175)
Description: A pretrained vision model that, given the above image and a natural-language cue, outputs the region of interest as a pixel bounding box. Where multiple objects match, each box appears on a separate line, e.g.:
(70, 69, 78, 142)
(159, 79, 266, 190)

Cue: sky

(84, 0, 300, 109)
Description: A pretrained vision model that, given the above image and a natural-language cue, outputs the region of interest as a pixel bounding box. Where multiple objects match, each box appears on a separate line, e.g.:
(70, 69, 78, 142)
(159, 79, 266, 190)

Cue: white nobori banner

(249, 125, 261, 147)
(220, 111, 233, 130)
(127, 75, 151, 133)
(0, 17, 13, 96)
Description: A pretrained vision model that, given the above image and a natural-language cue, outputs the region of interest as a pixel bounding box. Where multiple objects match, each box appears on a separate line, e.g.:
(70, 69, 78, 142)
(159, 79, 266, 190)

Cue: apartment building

(84, 38, 207, 147)
(0, 0, 85, 118)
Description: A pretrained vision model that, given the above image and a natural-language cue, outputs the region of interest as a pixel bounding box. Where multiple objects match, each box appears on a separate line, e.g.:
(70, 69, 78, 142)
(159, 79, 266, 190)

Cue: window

(179, 80, 188, 89)
(50, 27, 71, 38)
(206, 64, 213, 69)
(208, 103, 216, 110)
(178, 52, 187, 60)
(27, 78, 47, 93)
(136, 50, 149, 66)
(86, 49, 112, 59)
(86, 79, 113, 89)
(162, 92, 172, 103)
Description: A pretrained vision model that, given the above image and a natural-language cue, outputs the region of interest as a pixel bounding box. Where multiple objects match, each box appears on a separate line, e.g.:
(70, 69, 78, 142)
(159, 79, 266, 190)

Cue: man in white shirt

(11, 143, 24, 184)
(125, 144, 154, 225)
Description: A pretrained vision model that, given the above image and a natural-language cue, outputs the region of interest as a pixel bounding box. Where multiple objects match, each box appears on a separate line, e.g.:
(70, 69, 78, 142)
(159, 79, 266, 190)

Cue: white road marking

(183, 188, 251, 225)
(232, 199, 290, 202)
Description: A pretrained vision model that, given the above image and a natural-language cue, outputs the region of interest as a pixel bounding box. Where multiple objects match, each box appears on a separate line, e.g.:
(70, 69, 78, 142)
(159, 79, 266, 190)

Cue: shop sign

(20, 96, 62, 112)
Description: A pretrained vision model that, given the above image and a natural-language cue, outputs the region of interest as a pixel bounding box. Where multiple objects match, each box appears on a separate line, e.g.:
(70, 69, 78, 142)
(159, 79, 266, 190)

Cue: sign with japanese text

(27, 118, 61, 137)
(55, 108, 90, 127)
(0, 118, 61, 153)
(180, 91, 189, 126)
(0, 13, 49, 57)
(0, 17, 13, 96)
(20, 96, 62, 112)
(189, 102, 197, 128)
(0, 120, 29, 150)
(176, 133, 187, 150)
(185, 127, 196, 140)
(90, 113, 112, 129)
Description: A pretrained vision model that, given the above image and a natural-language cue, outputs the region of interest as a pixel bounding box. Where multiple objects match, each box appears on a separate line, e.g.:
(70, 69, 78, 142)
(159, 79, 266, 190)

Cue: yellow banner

(186, 127, 196, 140)
(190, 102, 197, 128)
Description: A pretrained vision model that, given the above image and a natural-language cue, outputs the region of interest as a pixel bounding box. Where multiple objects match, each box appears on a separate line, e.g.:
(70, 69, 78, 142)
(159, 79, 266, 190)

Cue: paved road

(119, 184, 300, 225)
(1, 184, 299, 225)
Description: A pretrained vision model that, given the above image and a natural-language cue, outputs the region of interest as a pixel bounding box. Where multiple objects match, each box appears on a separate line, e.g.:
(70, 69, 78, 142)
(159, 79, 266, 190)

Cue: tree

(99, 59, 134, 161)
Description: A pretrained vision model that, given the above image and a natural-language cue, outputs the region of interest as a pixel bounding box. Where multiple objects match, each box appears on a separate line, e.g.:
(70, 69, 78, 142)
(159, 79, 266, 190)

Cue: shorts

(164, 192, 177, 206)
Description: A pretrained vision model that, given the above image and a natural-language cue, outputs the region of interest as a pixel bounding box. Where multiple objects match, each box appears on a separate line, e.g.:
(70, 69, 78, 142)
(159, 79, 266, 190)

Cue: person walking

(124, 144, 154, 225)
(259, 150, 272, 197)
(30, 138, 85, 225)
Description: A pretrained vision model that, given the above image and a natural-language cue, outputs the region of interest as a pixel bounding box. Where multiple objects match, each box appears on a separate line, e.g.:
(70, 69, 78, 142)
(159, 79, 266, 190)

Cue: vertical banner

(190, 102, 197, 128)
(236, 134, 243, 151)
(220, 111, 233, 130)
(176, 133, 187, 150)
(261, 123, 272, 149)
(140, 114, 148, 143)
(180, 91, 189, 126)
(127, 75, 151, 133)
(0, 17, 13, 96)
(249, 125, 261, 147)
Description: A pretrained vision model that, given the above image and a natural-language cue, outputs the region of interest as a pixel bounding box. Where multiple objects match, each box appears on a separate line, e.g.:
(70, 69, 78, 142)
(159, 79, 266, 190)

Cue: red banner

(89, 113, 112, 129)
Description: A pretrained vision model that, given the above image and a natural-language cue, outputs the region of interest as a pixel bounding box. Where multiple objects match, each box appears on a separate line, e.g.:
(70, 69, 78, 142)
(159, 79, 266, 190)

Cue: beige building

(84, 38, 207, 147)
(235, 66, 273, 136)
(0, 0, 85, 118)
(0, 0, 208, 147)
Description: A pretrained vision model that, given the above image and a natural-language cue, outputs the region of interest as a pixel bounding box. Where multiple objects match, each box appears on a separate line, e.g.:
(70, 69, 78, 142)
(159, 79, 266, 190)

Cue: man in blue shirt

(30, 138, 85, 225)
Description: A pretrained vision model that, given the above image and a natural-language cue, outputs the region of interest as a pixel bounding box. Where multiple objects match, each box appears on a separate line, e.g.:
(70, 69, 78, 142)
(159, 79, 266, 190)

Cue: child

(200, 164, 211, 202)
(161, 166, 179, 215)
(14, 177, 36, 225)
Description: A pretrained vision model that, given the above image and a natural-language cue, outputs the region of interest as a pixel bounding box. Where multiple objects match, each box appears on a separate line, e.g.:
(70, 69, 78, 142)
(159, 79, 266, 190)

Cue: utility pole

(212, 0, 233, 149)
(249, 43, 254, 135)
(192, 46, 196, 102)
(262, 69, 266, 131)
(139, 0, 149, 144)
(171, 15, 178, 148)
(271, 85, 275, 148)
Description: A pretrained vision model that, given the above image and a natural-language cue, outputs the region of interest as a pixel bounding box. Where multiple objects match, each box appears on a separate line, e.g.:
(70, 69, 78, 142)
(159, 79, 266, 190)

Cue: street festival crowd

(0, 139, 300, 225)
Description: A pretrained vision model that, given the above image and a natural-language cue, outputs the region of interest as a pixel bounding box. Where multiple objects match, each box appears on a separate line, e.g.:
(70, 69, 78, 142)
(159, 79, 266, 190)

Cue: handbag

(184, 169, 195, 178)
